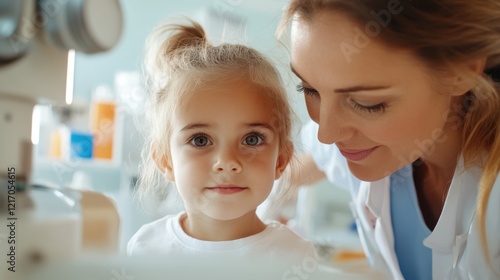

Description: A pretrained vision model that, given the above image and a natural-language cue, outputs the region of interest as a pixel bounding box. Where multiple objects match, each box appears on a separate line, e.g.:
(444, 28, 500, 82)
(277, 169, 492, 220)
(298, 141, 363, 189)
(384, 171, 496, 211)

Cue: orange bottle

(90, 86, 116, 160)
(49, 129, 62, 159)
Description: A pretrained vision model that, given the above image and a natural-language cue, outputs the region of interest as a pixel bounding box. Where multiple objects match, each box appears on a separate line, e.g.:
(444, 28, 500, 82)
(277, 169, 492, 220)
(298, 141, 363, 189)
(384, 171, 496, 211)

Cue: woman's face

(290, 11, 463, 181)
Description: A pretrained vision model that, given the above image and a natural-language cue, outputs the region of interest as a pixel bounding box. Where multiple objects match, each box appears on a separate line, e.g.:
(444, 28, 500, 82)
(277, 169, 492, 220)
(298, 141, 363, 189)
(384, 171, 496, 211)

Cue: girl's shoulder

(127, 213, 180, 255)
(264, 221, 308, 241)
(264, 222, 317, 249)
(134, 213, 179, 236)
(260, 221, 318, 262)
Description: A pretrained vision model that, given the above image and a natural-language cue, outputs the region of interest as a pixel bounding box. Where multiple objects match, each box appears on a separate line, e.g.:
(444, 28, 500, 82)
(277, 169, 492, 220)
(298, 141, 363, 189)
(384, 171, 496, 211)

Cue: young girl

(127, 19, 317, 263)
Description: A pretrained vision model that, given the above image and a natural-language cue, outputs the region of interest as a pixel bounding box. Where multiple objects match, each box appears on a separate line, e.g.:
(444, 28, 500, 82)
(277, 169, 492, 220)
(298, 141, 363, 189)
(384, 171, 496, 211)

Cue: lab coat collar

(361, 158, 480, 278)
(363, 176, 404, 279)
(422, 157, 481, 253)
(364, 177, 388, 218)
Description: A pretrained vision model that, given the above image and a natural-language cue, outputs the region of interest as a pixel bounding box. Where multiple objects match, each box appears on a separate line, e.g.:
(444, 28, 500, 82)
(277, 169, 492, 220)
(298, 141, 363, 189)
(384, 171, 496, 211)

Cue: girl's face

(290, 12, 465, 181)
(165, 77, 288, 221)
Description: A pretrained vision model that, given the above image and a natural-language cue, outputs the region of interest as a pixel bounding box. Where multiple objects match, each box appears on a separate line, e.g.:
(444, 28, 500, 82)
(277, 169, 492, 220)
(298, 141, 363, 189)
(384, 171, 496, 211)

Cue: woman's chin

(347, 162, 399, 182)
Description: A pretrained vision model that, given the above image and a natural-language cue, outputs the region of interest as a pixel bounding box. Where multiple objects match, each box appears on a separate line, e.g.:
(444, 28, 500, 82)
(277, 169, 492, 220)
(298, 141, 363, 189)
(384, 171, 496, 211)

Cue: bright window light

(31, 105, 41, 145)
(66, 49, 76, 105)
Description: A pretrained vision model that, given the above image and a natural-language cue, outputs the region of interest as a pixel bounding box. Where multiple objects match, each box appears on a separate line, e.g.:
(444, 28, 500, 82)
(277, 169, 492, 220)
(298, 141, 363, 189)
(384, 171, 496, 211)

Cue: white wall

(70, 0, 311, 175)
(73, 0, 306, 118)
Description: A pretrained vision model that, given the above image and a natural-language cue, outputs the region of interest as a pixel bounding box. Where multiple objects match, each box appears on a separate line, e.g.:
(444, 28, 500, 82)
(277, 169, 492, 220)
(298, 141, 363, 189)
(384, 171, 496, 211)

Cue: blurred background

(9, 0, 358, 262)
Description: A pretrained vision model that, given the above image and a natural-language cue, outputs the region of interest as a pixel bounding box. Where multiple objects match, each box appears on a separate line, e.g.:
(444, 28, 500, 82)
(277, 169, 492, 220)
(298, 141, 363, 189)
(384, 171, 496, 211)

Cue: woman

(278, 0, 500, 279)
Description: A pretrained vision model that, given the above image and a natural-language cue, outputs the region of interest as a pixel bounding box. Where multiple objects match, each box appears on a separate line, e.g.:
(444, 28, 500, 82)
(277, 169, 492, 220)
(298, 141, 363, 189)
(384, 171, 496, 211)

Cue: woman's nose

(317, 103, 353, 145)
(212, 147, 242, 173)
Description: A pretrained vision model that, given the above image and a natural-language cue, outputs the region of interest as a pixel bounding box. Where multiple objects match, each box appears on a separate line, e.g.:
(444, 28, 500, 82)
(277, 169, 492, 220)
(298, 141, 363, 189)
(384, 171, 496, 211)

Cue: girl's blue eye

(190, 135, 211, 147)
(296, 84, 320, 98)
(243, 134, 263, 146)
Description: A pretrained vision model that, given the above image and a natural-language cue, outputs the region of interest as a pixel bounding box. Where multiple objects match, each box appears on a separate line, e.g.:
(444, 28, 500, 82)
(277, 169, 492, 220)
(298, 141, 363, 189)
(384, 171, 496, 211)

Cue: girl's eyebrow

(245, 123, 275, 131)
(181, 123, 211, 131)
(290, 64, 391, 94)
(181, 123, 275, 132)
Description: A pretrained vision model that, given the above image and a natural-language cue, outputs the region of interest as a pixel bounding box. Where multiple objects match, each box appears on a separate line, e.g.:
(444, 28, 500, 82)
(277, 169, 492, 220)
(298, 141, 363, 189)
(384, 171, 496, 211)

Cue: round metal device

(40, 0, 123, 53)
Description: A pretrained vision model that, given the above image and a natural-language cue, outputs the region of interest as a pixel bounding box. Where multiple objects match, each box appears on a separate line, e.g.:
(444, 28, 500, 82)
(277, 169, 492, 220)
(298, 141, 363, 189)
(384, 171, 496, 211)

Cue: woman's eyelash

(298, 83, 385, 113)
(352, 101, 386, 113)
(296, 84, 319, 97)
(296, 84, 304, 92)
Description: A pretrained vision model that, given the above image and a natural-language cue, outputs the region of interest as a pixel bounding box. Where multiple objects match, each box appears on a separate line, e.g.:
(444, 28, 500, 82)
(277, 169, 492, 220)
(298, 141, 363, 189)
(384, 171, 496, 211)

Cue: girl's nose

(212, 148, 242, 173)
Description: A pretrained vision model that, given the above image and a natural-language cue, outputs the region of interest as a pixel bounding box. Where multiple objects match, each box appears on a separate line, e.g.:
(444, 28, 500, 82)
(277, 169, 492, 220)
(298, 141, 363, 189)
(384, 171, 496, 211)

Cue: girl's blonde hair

(279, 0, 500, 269)
(137, 18, 294, 210)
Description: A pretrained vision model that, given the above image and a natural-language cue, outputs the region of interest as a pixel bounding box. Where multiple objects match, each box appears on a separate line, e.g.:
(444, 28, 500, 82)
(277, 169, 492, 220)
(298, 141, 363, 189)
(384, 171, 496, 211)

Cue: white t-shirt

(127, 212, 318, 264)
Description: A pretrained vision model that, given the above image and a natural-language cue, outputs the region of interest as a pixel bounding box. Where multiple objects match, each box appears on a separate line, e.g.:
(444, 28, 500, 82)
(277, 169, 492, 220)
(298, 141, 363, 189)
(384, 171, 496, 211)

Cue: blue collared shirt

(390, 164, 432, 280)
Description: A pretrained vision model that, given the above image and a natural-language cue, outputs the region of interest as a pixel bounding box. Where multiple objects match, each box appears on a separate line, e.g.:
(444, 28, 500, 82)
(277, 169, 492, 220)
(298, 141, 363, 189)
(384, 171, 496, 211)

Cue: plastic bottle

(90, 85, 116, 160)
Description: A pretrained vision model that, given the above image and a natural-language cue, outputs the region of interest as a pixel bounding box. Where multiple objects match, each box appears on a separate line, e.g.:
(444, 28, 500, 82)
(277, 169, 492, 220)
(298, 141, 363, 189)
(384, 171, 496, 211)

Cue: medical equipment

(0, 0, 123, 185)
(0, 0, 123, 277)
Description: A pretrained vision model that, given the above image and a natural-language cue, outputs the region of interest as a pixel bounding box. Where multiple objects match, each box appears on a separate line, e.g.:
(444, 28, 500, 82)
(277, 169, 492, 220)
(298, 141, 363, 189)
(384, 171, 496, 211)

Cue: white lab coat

(300, 121, 500, 279)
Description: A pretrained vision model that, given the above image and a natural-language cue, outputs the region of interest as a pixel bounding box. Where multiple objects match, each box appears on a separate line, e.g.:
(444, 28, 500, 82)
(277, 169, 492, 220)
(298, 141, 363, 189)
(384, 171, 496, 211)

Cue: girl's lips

(339, 147, 378, 161)
(206, 185, 247, 194)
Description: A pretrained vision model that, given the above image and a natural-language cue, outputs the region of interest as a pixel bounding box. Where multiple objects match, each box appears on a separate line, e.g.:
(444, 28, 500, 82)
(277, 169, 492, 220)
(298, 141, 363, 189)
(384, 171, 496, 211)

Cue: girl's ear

(151, 146, 175, 182)
(450, 57, 487, 96)
(275, 142, 293, 179)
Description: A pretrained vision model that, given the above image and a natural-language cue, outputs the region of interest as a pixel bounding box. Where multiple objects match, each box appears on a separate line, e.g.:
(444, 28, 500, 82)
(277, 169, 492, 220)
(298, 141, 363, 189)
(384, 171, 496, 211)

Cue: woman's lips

(206, 185, 247, 194)
(339, 147, 377, 161)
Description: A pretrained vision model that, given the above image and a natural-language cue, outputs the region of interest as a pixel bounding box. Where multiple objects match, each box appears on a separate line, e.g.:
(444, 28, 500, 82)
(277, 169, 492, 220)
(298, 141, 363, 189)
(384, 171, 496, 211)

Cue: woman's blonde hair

(280, 0, 500, 268)
(137, 18, 295, 211)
